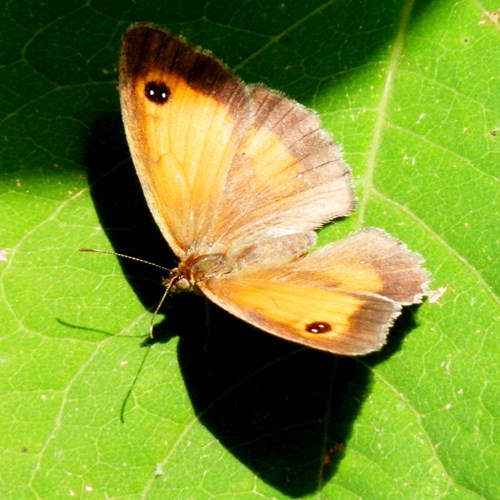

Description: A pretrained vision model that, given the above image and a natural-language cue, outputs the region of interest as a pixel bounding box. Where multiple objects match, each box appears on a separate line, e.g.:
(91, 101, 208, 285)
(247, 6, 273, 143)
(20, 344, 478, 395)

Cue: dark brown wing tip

(120, 23, 161, 82)
(120, 23, 245, 106)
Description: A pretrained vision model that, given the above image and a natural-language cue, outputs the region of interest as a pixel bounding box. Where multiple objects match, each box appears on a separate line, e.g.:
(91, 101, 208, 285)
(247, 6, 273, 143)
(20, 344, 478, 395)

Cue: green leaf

(1, 0, 498, 498)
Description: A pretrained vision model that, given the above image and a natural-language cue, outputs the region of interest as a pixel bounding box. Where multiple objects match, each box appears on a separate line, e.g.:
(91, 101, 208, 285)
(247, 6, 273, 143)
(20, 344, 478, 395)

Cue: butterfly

(116, 23, 430, 355)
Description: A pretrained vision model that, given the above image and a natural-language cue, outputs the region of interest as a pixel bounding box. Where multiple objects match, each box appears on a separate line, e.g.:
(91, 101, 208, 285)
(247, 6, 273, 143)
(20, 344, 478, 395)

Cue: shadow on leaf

(174, 294, 422, 496)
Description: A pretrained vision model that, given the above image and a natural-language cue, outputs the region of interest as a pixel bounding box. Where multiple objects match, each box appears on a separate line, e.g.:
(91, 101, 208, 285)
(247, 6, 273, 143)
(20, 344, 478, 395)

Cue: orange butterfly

(117, 24, 430, 355)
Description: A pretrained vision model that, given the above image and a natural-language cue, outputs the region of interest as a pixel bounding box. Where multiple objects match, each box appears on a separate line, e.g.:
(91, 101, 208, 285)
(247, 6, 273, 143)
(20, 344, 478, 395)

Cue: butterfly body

(119, 24, 430, 355)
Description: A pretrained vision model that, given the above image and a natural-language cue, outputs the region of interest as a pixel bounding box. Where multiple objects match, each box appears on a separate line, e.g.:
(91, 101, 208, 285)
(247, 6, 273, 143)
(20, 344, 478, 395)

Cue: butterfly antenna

(79, 248, 170, 271)
(149, 269, 181, 338)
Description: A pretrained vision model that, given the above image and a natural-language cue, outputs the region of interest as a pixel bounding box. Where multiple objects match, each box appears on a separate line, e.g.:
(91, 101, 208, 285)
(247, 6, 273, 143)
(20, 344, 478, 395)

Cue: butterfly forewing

(120, 25, 354, 258)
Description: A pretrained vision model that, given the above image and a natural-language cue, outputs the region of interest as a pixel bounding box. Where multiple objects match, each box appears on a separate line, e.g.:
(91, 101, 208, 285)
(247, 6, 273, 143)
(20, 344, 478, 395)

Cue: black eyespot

(145, 81, 171, 104)
(305, 322, 332, 334)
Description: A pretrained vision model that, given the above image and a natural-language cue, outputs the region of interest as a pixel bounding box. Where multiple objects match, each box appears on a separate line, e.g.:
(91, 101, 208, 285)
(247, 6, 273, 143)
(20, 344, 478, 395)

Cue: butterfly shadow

(174, 298, 421, 497)
(83, 111, 423, 496)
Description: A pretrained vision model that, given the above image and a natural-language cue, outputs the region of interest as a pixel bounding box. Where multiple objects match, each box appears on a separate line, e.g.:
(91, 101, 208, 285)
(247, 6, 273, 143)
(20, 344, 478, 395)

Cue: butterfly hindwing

(200, 229, 429, 355)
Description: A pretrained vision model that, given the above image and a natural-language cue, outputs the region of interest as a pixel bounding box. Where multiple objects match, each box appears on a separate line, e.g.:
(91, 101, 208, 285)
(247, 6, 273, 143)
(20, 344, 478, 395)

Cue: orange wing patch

(204, 87, 354, 250)
(201, 277, 397, 355)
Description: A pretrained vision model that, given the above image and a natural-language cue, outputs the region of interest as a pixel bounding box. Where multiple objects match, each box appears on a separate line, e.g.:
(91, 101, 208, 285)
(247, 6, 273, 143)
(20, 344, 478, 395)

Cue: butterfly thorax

(178, 252, 233, 286)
